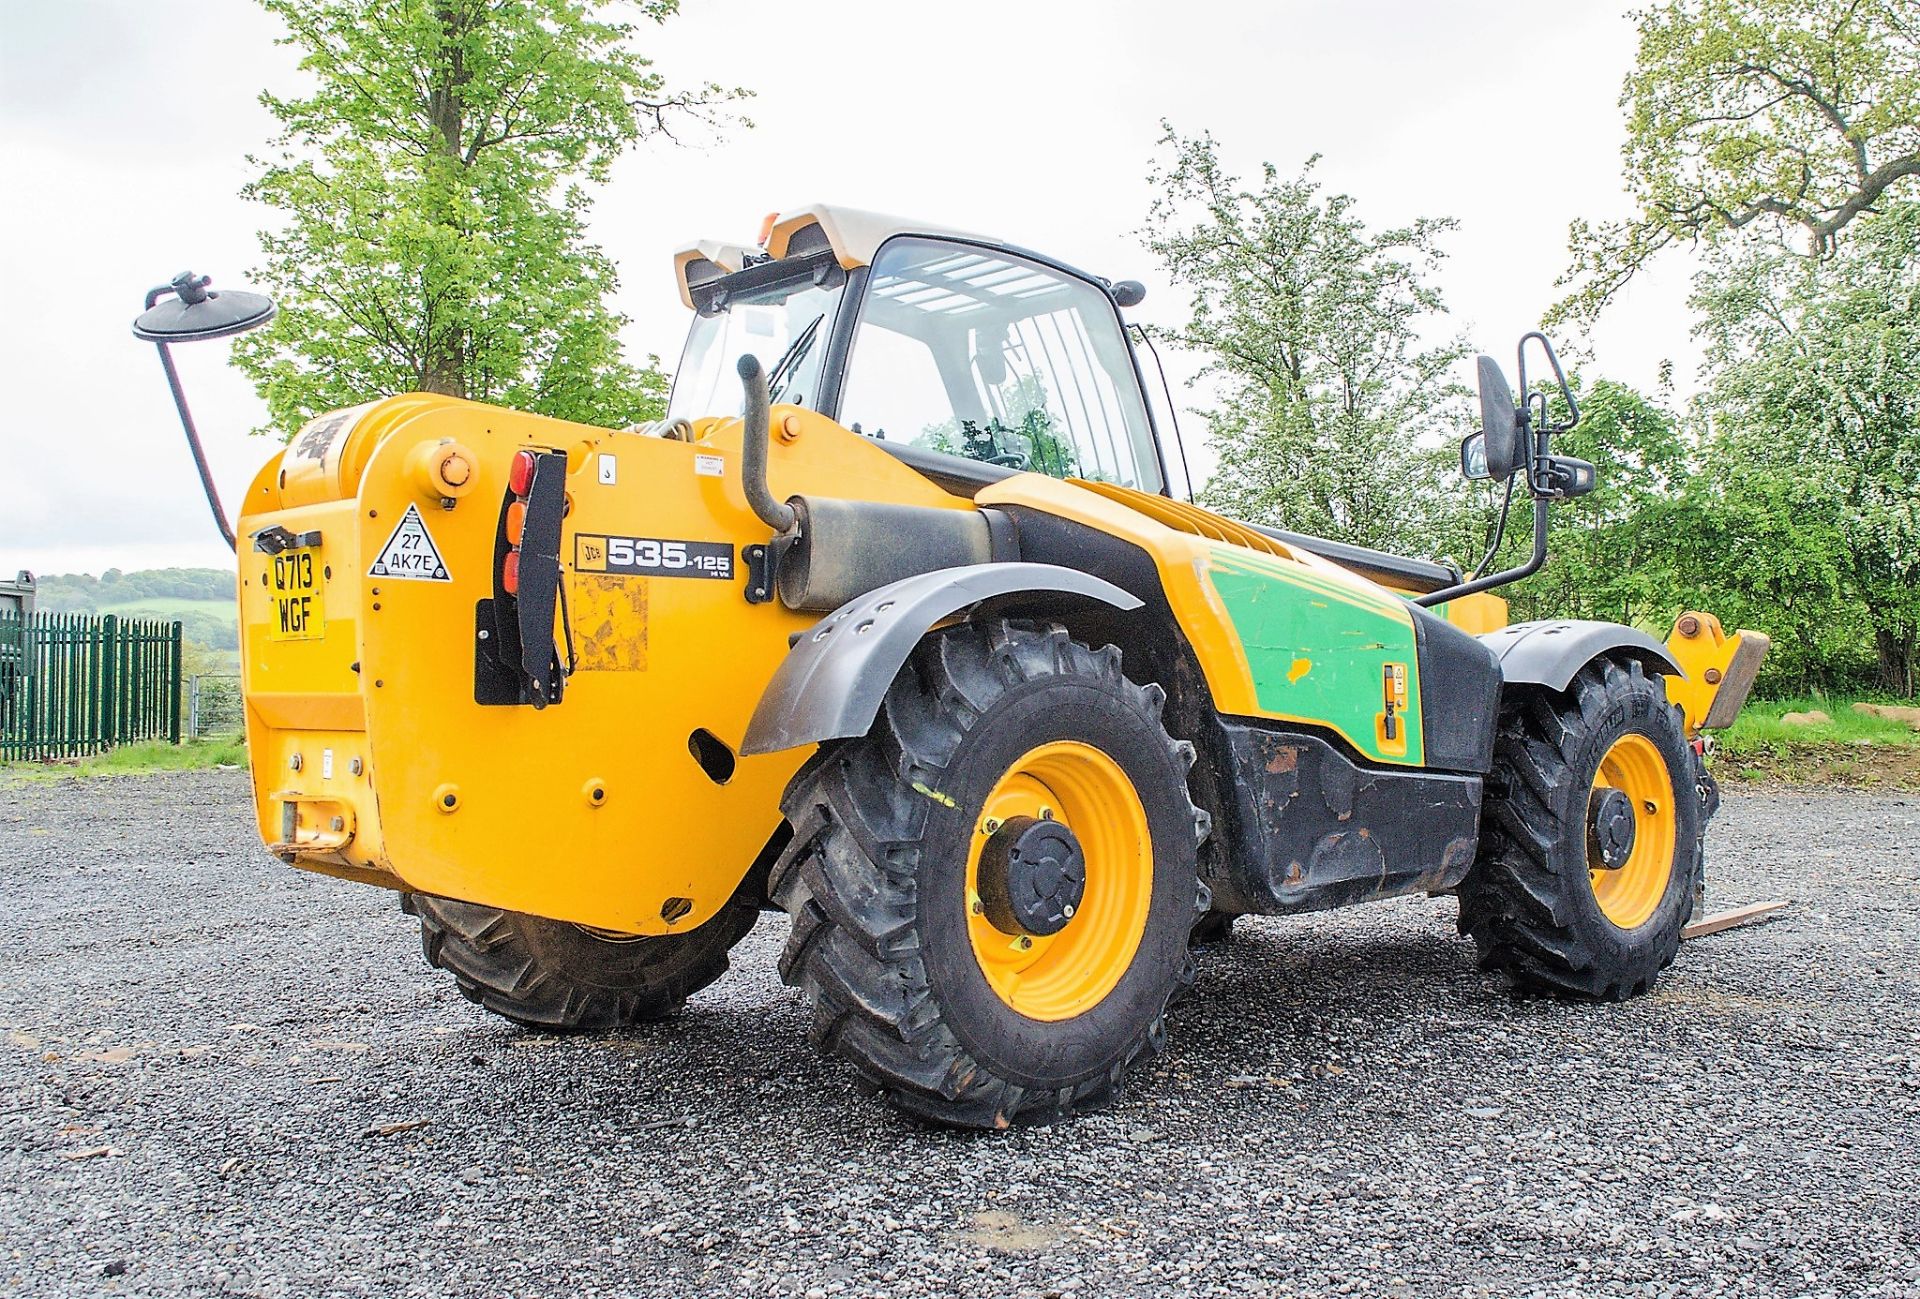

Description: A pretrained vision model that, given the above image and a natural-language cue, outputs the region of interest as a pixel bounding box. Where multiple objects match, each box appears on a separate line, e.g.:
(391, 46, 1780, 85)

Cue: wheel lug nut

(981, 817, 1002, 835)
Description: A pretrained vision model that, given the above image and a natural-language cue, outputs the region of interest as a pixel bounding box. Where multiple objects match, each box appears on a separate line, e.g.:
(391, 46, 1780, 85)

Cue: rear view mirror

(1475, 354, 1524, 480)
(131, 270, 277, 553)
(132, 271, 275, 343)
(1460, 432, 1489, 480)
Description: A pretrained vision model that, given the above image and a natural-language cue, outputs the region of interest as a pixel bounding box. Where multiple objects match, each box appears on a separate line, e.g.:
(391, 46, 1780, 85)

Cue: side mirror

(1474, 354, 1524, 480)
(1460, 432, 1489, 480)
(132, 271, 276, 343)
(131, 271, 278, 553)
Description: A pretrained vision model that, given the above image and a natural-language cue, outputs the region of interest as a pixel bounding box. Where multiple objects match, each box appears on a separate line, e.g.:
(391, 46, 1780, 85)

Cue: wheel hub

(1587, 786, 1637, 871)
(977, 815, 1086, 937)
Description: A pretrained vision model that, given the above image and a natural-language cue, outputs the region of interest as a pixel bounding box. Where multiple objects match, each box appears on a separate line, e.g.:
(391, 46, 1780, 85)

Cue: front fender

(739, 562, 1143, 756)
(1481, 619, 1684, 694)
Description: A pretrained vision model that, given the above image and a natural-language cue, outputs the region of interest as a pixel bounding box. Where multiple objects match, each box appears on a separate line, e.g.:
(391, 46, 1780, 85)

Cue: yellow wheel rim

(1587, 733, 1678, 930)
(964, 741, 1153, 1022)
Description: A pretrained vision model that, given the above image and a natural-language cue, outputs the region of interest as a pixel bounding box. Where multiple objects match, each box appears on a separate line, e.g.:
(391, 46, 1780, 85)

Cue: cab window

(837, 238, 1162, 491)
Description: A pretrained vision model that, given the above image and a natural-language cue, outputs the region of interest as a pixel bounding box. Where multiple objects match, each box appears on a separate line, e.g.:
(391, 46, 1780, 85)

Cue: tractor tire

(772, 620, 1211, 1128)
(403, 891, 758, 1031)
(1459, 657, 1702, 1000)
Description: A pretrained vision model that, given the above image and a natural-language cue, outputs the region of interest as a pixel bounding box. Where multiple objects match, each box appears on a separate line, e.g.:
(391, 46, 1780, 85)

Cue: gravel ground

(2, 771, 1917, 1299)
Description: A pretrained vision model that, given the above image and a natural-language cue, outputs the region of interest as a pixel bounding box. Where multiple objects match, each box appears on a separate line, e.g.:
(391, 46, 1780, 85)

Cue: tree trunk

(1873, 623, 1917, 699)
(418, 352, 466, 399)
(416, 3, 472, 402)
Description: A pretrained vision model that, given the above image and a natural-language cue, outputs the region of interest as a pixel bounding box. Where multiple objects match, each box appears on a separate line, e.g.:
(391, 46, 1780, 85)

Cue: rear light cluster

(502, 449, 538, 596)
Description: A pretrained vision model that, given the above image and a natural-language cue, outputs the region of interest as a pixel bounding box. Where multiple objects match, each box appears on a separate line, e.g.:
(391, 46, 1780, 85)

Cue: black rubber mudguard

(739, 562, 1141, 756)
(1481, 619, 1683, 693)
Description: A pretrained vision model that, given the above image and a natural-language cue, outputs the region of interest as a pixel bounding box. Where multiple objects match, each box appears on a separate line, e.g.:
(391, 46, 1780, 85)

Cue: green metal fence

(0, 612, 183, 761)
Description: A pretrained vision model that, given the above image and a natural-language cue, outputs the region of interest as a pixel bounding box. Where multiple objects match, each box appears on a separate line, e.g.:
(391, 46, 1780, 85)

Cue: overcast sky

(0, 0, 1697, 578)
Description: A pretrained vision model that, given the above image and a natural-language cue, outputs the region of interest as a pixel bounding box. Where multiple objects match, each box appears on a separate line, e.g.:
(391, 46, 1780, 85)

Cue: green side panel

(1207, 549, 1424, 765)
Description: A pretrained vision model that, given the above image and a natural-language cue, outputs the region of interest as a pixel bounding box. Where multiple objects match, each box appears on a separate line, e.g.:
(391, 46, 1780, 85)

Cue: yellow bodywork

(234, 393, 1758, 937)
(237, 398, 963, 935)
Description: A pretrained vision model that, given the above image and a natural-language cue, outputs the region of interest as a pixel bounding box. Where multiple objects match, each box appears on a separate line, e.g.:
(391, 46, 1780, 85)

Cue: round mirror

(132, 272, 276, 343)
(1475, 354, 1523, 480)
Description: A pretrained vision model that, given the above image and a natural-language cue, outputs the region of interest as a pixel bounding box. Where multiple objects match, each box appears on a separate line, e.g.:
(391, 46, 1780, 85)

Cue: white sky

(0, 0, 1697, 578)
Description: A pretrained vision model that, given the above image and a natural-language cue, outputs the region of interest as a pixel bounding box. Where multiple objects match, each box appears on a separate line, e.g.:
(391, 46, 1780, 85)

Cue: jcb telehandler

(135, 206, 1769, 1127)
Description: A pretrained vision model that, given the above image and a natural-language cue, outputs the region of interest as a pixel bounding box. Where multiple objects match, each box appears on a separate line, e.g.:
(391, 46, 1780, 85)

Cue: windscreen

(668, 261, 846, 421)
(836, 238, 1162, 492)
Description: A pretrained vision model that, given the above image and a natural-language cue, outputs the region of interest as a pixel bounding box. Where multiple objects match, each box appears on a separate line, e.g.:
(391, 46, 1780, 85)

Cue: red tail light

(509, 450, 538, 496)
(501, 550, 521, 596)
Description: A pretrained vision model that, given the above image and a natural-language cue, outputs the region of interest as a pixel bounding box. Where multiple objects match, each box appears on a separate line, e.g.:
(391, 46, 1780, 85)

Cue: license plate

(267, 549, 324, 641)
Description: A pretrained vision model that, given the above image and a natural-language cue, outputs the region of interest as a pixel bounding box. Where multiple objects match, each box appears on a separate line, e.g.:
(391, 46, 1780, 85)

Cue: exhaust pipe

(736, 355, 797, 534)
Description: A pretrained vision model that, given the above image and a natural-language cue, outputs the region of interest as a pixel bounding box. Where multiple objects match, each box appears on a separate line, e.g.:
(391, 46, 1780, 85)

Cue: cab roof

(673, 203, 1004, 309)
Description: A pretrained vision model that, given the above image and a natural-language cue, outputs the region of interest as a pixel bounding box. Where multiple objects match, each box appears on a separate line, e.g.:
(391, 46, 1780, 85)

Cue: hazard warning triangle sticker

(368, 503, 451, 581)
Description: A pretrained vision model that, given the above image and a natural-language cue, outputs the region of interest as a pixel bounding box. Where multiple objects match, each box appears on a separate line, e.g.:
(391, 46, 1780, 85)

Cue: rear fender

(739, 562, 1142, 756)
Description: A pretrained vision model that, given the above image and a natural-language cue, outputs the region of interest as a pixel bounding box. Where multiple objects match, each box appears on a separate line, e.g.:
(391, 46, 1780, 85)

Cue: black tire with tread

(403, 891, 758, 1031)
(771, 619, 1211, 1129)
(1459, 657, 1703, 1000)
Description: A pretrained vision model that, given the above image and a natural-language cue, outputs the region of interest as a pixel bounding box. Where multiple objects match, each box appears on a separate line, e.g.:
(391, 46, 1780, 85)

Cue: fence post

(168, 621, 183, 744)
(100, 614, 118, 750)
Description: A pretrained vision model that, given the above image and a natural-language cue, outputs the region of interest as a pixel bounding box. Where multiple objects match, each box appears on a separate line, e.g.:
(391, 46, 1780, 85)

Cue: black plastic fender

(1481, 619, 1684, 693)
(739, 563, 1143, 756)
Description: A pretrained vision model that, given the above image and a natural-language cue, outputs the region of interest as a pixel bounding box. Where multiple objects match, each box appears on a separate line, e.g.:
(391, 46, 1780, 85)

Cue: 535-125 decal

(575, 534, 733, 580)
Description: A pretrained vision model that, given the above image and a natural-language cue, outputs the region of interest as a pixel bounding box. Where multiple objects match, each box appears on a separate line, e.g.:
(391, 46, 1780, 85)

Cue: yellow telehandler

(135, 206, 1768, 1127)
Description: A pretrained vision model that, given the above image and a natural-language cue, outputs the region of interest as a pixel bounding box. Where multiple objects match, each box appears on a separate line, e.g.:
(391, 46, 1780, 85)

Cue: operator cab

(668, 206, 1459, 597)
(670, 206, 1168, 497)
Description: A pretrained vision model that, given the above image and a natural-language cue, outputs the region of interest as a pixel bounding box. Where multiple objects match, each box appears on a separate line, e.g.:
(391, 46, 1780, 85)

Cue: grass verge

(1714, 696, 1920, 789)
(1, 737, 248, 784)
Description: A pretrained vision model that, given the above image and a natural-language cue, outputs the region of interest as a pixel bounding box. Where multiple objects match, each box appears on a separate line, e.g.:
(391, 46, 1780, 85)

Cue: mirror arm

(150, 338, 236, 553)
(1517, 330, 1579, 433)
(1412, 496, 1548, 608)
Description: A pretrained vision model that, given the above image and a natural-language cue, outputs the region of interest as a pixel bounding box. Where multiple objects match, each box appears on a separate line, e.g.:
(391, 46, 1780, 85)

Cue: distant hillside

(34, 568, 237, 651)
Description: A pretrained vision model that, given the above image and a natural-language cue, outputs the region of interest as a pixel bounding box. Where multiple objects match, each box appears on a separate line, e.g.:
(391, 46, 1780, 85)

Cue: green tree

(235, 0, 739, 438)
(1142, 129, 1470, 553)
(1667, 443, 1865, 694)
(1558, 0, 1920, 322)
(1688, 202, 1920, 695)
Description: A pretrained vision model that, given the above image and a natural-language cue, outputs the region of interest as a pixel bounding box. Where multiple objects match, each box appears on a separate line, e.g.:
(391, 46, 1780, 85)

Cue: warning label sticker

(368, 503, 451, 581)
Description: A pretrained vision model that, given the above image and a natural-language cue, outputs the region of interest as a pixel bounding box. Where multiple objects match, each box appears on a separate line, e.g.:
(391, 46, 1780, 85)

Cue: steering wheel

(987, 452, 1028, 469)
